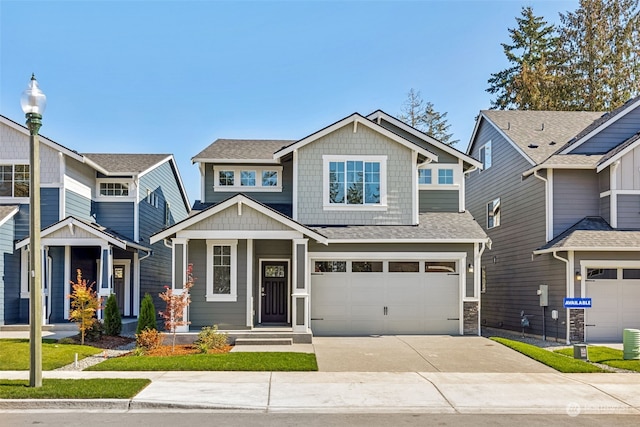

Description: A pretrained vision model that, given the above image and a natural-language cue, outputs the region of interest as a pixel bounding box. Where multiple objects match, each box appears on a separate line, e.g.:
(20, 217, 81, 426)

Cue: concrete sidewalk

(1, 370, 639, 415)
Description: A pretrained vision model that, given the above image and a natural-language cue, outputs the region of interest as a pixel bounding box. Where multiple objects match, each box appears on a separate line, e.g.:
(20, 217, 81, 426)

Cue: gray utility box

(573, 343, 589, 360)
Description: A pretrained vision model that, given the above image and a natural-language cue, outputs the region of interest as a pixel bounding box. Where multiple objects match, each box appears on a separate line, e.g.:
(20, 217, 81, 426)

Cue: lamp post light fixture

(21, 74, 46, 388)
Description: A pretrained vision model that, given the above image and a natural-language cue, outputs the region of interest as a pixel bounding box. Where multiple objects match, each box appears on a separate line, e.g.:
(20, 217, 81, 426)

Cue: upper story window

(0, 164, 29, 198)
(323, 155, 387, 210)
(213, 166, 282, 192)
(480, 141, 492, 170)
(418, 165, 460, 189)
(100, 182, 129, 196)
(146, 189, 159, 208)
(487, 197, 501, 229)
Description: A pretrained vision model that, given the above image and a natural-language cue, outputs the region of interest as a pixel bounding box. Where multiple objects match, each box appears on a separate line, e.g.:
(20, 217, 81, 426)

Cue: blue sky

(1, 0, 578, 205)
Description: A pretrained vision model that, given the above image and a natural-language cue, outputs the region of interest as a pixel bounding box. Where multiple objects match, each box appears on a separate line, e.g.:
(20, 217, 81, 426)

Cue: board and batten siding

(203, 159, 293, 207)
(553, 170, 599, 237)
(0, 217, 19, 324)
(187, 239, 248, 329)
(570, 105, 640, 155)
(419, 190, 459, 212)
(297, 124, 413, 225)
(466, 118, 566, 335)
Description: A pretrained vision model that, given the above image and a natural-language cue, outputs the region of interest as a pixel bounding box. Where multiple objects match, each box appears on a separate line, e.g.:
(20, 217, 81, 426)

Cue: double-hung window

(323, 155, 387, 209)
(206, 240, 237, 302)
(0, 164, 29, 198)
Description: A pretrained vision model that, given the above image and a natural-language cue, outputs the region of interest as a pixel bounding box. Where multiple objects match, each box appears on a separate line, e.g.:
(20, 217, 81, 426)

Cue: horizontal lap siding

(0, 218, 19, 324)
(618, 195, 640, 228)
(419, 190, 459, 212)
(553, 170, 599, 237)
(601, 195, 611, 224)
(65, 190, 93, 222)
(138, 161, 190, 318)
(570, 106, 640, 154)
(188, 239, 248, 329)
(40, 188, 60, 227)
(48, 246, 66, 323)
(466, 119, 565, 335)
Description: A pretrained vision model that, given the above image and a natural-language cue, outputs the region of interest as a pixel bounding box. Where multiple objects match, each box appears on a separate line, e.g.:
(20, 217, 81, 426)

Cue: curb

(0, 399, 131, 410)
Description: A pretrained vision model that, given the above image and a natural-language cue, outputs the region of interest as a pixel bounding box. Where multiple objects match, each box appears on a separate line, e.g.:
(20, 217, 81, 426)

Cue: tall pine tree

(399, 89, 458, 145)
(487, 6, 562, 110)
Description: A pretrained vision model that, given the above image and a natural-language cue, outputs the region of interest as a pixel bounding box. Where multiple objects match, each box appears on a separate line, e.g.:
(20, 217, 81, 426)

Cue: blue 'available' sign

(563, 297, 592, 308)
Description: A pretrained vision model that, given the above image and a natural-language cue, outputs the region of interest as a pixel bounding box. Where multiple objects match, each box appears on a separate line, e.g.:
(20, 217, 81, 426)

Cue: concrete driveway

(312, 335, 555, 373)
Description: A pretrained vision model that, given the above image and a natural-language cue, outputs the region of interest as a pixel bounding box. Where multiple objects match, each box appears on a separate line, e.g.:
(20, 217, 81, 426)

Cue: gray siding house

(466, 97, 640, 342)
(0, 115, 190, 326)
(151, 111, 489, 340)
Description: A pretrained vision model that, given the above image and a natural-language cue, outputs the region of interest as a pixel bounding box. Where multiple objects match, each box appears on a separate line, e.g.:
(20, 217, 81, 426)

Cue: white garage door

(311, 259, 461, 336)
(585, 268, 640, 342)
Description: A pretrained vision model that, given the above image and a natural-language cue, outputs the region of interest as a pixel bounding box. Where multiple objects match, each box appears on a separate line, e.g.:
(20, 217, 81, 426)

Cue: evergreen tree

(399, 89, 458, 145)
(557, 0, 640, 110)
(104, 293, 122, 336)
(136, 293, 158, 334)
(487, 6, 562, 110)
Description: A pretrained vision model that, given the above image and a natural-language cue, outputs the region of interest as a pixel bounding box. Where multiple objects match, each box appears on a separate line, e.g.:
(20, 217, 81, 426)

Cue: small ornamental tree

(137, 293, 158, 334)
(159, 264, 195, 351)
(104, 293, 122, 336)
(68, 269, 102, 345)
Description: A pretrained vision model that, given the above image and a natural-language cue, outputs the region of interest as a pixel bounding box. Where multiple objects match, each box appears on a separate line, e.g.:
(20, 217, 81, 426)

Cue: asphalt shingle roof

(536, 217, 640, 252)
(310, 211, 488, 241)
(481, 110, 603, 164)
(192, 139, 295, 161)
(83, 153, 170, 175)
(0, 205, 19, 223)
(535, 154, 604, 168)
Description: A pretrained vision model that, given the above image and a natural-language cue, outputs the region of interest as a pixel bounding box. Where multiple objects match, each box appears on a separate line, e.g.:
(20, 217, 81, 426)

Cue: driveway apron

(312, 335, 555, 373)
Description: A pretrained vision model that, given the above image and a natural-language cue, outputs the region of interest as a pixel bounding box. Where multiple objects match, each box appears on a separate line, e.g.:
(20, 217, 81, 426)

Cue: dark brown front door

(261, 261, 288, 324)
(113, 264, 126, 316)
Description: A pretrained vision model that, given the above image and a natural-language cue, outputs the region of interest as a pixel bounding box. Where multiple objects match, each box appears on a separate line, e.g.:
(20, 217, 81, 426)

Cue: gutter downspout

(552, 250, 572, 344)
(138, 249, 152, 262)
(476, 241, 487, 336)
(533, 170, 551, 242)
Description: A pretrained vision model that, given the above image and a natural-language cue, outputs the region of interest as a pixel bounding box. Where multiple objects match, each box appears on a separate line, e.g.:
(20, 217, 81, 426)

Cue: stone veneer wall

(463, 301, 479, 335)
(569, 309, 585, 343)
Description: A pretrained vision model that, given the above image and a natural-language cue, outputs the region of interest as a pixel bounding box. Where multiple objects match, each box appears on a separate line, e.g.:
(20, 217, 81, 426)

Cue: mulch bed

(144, 344, 232, 356)
(66, 334, 136, 349)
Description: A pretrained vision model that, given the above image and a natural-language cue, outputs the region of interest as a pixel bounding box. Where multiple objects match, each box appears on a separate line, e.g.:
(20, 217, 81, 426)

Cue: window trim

(206, 239, 238, 302)
(0, 162, 30, 200)
(96, 178, 136, 201)
(417, 164, 461, 190)
(480, 140, 492, 170)
(487, 197, 501, 229)
(213, 166, 283, 192)
(322, 155, 387, 211)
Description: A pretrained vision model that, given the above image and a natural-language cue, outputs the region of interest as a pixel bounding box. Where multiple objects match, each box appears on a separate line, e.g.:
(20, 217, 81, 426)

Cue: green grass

(555, 346, 640, 372)
(0, 339, 102, 371)
(86, 352, 318, 371)
(490, 337, 605, 373)
(0, 378, 150, 399)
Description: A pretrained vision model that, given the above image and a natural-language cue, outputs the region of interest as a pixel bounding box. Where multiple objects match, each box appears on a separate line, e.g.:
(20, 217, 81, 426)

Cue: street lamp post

(21, 74, 46, 388)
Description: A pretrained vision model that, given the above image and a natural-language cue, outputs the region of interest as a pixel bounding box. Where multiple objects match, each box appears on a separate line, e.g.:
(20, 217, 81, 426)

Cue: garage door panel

(587, 278, 640, 342)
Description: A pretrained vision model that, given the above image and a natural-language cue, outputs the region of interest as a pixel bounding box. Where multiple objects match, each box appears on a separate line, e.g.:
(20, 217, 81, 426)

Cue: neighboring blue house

(0, 114, 190, 325)
(151, 111, 489, 341)
(466, 96, 640, 342)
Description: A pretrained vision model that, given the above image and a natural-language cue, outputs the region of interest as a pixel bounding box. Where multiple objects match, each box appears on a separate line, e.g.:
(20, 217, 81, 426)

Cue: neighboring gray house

(466, 96, 640, 343)
(151, 111, 489, 340)
(0, 114, 190, 326)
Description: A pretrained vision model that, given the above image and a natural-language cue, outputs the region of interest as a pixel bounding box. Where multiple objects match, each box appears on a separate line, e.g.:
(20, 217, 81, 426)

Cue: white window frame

(417, 164, 461, 190)
(146, 189, 159, 208)
(322, 155, 387, 211)
(96, 178, 136, 201)
(213, 166, 283, 192)
(206, 239, 238, 302)
(480, 141, 492, 170)
(0, 161, 30, 201)
(487, 197, 501, 229)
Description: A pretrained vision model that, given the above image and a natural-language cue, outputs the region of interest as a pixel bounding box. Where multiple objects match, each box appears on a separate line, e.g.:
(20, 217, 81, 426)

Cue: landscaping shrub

(104, 293, 122, 336)
(195, 325, 228, 353)
(85, 320, 104, 342)
(57, 337, 76, 345)
(136, 328, 164, 352)
(137, 293, 157, 334)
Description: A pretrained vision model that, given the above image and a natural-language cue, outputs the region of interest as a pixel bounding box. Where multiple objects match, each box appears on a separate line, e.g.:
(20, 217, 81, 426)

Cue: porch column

(172, 238, 190, 332)
(292, 238, 309, 333)
(97, 244, 112, 320)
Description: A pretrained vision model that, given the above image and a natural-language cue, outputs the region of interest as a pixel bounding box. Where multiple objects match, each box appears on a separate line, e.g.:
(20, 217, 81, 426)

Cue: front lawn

(0, 378, 150, 399)
(555, 346, 640, 372)
(0, 339, 102, 371)
(86, 351, 318, 371)
(490, 337, 605, 373)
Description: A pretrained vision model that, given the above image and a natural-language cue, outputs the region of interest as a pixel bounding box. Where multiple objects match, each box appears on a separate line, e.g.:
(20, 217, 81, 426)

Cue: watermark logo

(566, 402, 581, 417)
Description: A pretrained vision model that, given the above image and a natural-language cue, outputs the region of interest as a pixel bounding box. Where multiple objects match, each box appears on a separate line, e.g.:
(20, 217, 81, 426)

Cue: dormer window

(213, 166, 282, 192)
(418, 165, 460, 189)
(0, 164, 29, 198)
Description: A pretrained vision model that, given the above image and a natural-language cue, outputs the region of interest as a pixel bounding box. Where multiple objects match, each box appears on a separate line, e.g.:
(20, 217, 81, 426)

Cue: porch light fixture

(575, 270, 582, 281)
(467, 263, 474, 274)
(21, 74, 46, 388)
